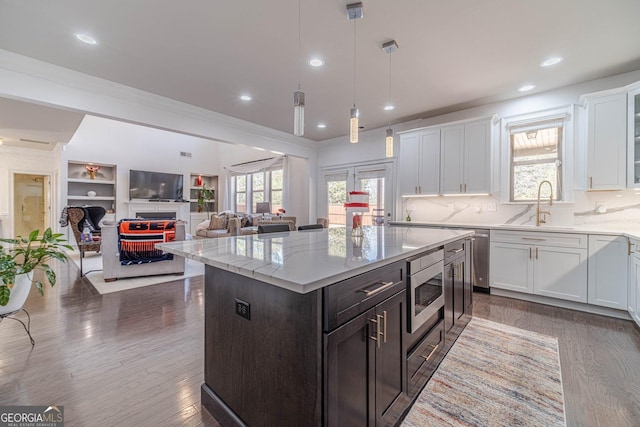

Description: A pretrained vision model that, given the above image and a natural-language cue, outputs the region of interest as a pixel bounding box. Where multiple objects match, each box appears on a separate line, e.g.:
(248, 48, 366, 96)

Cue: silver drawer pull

(448, 248, 463, 254)
(361, 281, 395, 296)
(474, 233, 489, 238)
(421, 344, 439, 362)
(521, 237, 546, 241)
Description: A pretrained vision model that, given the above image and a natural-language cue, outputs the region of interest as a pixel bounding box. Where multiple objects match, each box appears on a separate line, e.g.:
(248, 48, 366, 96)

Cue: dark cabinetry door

(375, 290, 406, 426)
(325, 290, 406, 427)
(444, 238, 472, 338)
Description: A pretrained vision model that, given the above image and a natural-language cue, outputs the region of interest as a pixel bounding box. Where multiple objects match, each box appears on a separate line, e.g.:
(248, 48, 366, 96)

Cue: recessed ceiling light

(309, 58, 324, 67)
(540, 57, 564, 67)
(75, 33, 97, 45)
(240, 95, 252, 101)
(518, 84, 536, 92)
(317, 123, 327, 129)
(384, 104, 395, 111)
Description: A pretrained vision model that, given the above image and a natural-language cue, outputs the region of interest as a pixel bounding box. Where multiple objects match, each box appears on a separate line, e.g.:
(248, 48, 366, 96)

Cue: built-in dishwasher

(469, 229, 490, 292)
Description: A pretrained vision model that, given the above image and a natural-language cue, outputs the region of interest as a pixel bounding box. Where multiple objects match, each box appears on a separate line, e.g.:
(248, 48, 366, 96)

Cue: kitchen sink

(496, 224, 576, 231)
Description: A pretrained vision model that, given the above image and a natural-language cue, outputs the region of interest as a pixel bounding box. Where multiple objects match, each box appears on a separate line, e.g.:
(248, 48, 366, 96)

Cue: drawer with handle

(323, 260, 405, 332)
(444, 239, 467, 263)
(407, 320, 445, 392)
(491, 230, 587, 248)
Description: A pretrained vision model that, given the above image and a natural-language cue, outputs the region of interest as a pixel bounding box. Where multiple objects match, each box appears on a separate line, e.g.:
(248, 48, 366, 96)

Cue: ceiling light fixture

(309, 58, 324, 67)
(293, 0, 305, 136)
(317, 123, 327, 129)
(518, 84, 536, 92)
(75, 33, 97, 45)
(382, 40, 398, 157)
(347, 3, 363, 144)
(541, 57, 564, 67)
(240, 95, 252, 101)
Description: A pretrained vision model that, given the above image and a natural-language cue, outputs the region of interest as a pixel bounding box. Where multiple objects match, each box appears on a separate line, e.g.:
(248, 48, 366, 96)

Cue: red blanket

(118, 220, 176, 264)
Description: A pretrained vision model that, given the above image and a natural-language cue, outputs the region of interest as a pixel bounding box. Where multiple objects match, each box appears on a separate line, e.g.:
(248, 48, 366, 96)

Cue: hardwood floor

(1, 260, 639, 426)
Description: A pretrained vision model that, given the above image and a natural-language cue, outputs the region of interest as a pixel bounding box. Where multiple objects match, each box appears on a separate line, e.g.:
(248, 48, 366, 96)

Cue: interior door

(13, 173, 49, 237)
(321, 169, 352, 227)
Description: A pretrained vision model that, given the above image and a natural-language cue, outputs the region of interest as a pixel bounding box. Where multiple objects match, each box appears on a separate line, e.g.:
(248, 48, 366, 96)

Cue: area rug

(67, 251, 204, 294)
(402, 317, 566, 427)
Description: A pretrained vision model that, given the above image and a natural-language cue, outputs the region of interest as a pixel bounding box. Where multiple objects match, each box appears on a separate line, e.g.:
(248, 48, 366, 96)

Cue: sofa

(101, 220, 186, 281)
(196, 212, 297, 238)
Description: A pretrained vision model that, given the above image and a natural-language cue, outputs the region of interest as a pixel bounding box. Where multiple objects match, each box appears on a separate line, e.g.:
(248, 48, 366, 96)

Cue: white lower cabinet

(587, 235, 628, 310)
(629, 240, 640, 327)
(490, 231, 588, 303)
(489, 242, 533, 293)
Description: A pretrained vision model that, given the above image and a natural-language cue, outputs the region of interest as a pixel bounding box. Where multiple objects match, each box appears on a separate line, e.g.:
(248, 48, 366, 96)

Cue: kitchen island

(159, 226, 473, 427)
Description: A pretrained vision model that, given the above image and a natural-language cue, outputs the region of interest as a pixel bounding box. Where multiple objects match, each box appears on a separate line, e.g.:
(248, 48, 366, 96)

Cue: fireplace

(135, 211, 176, 220)
(125, 201, 190, 223)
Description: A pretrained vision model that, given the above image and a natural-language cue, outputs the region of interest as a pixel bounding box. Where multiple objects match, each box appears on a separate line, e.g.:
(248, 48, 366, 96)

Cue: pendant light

(347, 3, 363, 143)
(293, 0, 305, 136)
(382, 40, 398, 157)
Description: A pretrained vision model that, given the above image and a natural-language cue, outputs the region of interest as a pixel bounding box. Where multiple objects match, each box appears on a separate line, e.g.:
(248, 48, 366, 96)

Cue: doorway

(320, 161, 394, 227)
(13, 173, 50, 237)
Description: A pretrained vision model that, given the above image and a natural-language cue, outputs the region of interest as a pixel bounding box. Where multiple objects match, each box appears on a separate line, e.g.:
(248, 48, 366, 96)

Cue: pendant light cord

(353, 18, 357, 108)
(298, 0, 301, 91)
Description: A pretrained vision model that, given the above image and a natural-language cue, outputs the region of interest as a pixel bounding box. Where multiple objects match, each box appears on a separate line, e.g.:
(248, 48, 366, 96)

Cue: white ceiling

(1, 0, 639, 142)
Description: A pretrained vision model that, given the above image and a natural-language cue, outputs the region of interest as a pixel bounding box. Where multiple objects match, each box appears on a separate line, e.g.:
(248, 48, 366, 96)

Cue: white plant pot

(0, 274, 31, 315)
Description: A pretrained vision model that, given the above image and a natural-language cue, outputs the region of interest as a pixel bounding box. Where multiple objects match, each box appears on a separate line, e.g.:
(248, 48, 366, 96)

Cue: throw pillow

(208, 215, 226, 230)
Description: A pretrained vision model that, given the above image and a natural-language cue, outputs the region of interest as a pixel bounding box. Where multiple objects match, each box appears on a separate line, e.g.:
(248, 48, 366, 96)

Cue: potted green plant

(197, 184, 214, 214)
(0, 228, 72, 306)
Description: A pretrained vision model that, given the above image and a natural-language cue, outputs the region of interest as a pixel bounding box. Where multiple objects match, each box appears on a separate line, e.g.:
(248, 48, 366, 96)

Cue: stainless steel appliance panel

(470, 229, 490, 290)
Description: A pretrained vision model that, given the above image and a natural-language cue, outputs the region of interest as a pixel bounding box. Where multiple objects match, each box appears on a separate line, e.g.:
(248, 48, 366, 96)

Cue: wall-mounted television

(129, 169, 184, 201)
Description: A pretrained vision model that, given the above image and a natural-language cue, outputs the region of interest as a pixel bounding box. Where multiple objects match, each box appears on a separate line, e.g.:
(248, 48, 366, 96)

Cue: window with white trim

(231, 160, 284, 213)
(501, 107, 574, 204)
(508, 119, 565, 202)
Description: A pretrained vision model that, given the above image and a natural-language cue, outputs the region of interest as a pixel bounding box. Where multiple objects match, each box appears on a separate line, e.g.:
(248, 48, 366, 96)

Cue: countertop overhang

(158, 226, 473, 294)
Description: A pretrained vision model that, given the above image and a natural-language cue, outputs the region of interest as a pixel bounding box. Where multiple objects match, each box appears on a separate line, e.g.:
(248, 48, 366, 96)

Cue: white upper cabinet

(627, 86, 640, 187)
(585, 91, 627, 190)
(398, 129, 440, 195)
(441, 119, 491, 195)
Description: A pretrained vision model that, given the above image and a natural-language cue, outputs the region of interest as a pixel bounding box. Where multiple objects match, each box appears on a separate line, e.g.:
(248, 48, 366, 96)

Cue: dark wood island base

(199, 235, 473, 427)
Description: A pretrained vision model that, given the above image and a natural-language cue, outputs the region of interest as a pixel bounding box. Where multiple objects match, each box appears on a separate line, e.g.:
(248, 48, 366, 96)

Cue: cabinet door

(628, 90, 640, 187)
(325, 308, 375, 427)
(534, 246, 588, 303)
(463, 120, 491, 194)
(398, 133, 420, 195)
(418, 130, 441, 195)
(587, 235, 628, 309)
(374, 291, 406, 426)
(453, 259, 465, 321)
(629, 252, 640, 327)
(440, 125, 464, 194)
(489, 242, 533, 293)
(586, 92, 627, 190)
(444, 261, 455, 334)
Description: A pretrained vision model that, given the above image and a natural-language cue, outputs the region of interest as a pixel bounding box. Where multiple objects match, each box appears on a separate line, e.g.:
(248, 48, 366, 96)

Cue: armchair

(67, 206, 106, 257)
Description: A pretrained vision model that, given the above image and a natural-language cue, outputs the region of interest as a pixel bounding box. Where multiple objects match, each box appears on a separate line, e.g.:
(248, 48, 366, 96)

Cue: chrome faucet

(536, 180, 553, 226)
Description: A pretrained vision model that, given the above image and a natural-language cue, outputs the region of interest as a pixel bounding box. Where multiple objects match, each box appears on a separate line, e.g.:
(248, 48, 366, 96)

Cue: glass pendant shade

(385, 127, 394, 157)
(293, 90, 305, 136)
(350, 107, 359, 143)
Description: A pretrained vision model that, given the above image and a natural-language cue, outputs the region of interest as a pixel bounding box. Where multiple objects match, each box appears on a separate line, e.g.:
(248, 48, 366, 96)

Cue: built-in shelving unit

(67, 161, 117, 213)
(189, 173, 217, 214)
(189, 173, 218, 234)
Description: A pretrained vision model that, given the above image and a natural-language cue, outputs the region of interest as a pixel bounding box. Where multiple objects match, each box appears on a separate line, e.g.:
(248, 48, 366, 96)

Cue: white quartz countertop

(158, 226, 473, 294)
(388, 221, 640, 240)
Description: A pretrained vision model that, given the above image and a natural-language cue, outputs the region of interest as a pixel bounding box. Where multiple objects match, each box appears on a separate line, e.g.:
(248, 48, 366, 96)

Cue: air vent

(180, 151, 192, 158)
(19, 138, 52, 145)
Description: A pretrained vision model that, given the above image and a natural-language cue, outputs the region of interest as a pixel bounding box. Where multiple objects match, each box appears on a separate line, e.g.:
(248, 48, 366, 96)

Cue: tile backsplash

(401, 190, 640, 227)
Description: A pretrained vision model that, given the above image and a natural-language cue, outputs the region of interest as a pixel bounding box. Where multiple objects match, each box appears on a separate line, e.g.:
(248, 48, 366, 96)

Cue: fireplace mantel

(124, 200, 190, 223)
